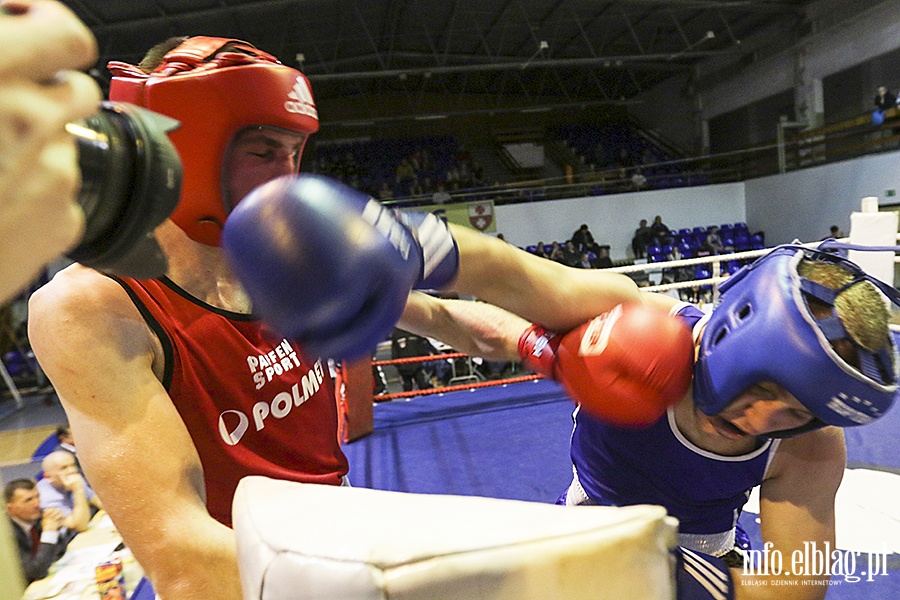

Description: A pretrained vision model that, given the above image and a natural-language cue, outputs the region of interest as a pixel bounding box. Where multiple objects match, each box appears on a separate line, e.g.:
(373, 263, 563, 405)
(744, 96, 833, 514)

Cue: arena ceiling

(62, 0, 876, 125)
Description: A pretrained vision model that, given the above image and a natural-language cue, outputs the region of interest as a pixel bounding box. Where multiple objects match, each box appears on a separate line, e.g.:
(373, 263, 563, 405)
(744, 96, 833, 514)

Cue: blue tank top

(570, 303, 780, 544)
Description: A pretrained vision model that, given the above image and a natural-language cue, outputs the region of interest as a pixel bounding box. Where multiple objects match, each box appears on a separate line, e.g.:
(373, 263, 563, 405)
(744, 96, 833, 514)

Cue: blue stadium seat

(31, 433, 58, 462)
(750, 233, 765, 250)
(724, 261, 742, 275)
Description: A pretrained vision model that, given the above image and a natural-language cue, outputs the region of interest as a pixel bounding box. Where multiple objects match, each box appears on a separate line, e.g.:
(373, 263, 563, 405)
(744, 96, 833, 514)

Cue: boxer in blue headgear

(695, 243, 898, 438)
(359, 226, 892, 599)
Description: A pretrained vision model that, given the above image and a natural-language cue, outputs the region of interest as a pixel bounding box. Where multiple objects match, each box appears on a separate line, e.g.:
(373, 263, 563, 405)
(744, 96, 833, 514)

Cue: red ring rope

(372, 352, 468, 367)
(371, 351, 544, 401)
(375, 374, 543, 401)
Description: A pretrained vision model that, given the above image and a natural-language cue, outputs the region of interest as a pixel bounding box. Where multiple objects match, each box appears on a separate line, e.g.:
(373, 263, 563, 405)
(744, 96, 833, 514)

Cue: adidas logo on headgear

(284, 76, 318, 118)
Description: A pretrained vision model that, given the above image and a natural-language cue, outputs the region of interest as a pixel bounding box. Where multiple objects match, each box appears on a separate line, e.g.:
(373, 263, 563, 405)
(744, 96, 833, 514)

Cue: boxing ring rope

(372, 352, 469, 366)
(372, 352, 540, 401)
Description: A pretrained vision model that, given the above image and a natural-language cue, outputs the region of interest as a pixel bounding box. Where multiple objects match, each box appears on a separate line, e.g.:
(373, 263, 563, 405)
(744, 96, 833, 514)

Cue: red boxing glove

(555, 303, 694, 427)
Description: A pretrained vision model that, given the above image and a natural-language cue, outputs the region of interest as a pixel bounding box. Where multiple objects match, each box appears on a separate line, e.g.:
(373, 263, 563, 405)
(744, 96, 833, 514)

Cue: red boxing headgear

(108, 36, 319, 246)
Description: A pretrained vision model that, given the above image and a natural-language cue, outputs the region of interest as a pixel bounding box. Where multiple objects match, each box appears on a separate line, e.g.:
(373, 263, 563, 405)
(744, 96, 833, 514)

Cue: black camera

(65, 101, 182, 279)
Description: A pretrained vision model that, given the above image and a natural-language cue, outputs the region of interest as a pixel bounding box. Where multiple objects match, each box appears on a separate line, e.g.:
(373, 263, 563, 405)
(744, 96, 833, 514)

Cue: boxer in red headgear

(108, 36, 319, 246)
(29, 37, 347, 600)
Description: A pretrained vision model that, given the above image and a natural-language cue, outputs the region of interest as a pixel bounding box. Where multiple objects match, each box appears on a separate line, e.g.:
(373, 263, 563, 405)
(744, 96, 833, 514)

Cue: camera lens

(65, 102, 182, 279)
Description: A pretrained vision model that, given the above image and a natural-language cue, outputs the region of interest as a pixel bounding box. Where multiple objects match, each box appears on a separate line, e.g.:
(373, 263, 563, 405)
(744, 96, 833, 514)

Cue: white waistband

(565, 467, 735, 557)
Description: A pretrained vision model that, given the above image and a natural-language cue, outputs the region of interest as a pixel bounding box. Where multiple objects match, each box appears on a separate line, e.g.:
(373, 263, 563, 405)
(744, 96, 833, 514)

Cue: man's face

(223, 127, 309, 210)
(6, 487, 41, 522)
(45, 454, 79, 488)
(698, 382, 815, 440)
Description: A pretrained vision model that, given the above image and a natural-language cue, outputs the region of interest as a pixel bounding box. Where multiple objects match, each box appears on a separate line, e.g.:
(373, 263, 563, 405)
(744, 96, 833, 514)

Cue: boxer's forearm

(145, 523, 242, 600)
(400, 292, 526, 361)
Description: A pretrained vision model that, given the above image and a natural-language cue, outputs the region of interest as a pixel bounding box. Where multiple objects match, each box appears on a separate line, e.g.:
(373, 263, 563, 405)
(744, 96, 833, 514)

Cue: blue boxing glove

(221, 174, 459, 361)
(675, 547, 735, 600)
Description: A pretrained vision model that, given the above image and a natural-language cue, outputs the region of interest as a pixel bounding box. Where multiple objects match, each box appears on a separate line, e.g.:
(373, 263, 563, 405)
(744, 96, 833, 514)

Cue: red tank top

(114, 276, 349, 525)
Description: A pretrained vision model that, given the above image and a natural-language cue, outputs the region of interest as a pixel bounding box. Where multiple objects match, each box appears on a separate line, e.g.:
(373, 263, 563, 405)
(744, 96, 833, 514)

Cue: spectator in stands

(560, 240, 580, 267)
(571, 224, 596, 253)
(576, 252, 596, 269)
(432, 183, 451, 205)
(826, 225, 845, 239)
(630, 168, 647, 191)
(390, 328, 435, 392)
(594, 245, 614, 269)
(5, 479, 72, 583)
(534, 241, 551, 259)
(395, 157, 415, 188)
(874, 86, 897, 112)
(615, 147, 633, 170)
(632, 219, 653, 258)
(445, 166, 460, 190)
(548, 241, 564, 262)
(650, 215, 670, 244)
(659, 277, 682, 301)
(52, 424, 80, 473)
(36, 451, 101, 533)
(53, 424, 75, 456)
(705, 226, 725, 254)
(472, 160, 484, 186)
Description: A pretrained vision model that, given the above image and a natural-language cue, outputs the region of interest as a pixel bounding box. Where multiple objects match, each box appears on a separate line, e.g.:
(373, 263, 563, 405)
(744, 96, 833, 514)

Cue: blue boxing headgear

(693, 243, 900, 437)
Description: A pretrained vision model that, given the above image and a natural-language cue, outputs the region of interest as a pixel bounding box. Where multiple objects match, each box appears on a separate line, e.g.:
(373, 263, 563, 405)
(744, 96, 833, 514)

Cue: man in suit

(4, 479, 71, 582)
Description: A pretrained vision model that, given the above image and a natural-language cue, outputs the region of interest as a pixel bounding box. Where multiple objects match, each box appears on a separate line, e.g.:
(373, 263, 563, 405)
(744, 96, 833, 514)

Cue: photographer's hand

(0, 0, 101, 303)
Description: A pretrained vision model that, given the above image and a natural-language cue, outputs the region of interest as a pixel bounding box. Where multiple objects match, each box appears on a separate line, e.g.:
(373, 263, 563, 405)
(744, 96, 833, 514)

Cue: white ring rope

(600, 236, 900, 295)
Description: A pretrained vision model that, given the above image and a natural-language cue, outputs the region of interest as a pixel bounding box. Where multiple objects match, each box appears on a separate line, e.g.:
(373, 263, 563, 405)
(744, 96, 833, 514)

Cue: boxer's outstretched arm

(221, 175, 642, 358)
(29, 266, 242, 600)
(399, 292, 528, 362)
(448, 226, 643, 331)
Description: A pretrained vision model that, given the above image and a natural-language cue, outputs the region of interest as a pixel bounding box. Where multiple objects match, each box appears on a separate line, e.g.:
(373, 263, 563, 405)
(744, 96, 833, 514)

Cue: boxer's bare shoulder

(31, 263, 127, 311)
(29, 264, 161, 383)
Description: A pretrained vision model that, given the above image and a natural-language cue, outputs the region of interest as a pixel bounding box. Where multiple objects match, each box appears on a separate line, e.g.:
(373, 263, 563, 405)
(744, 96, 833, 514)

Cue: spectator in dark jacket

(5, 479, 73, 582)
